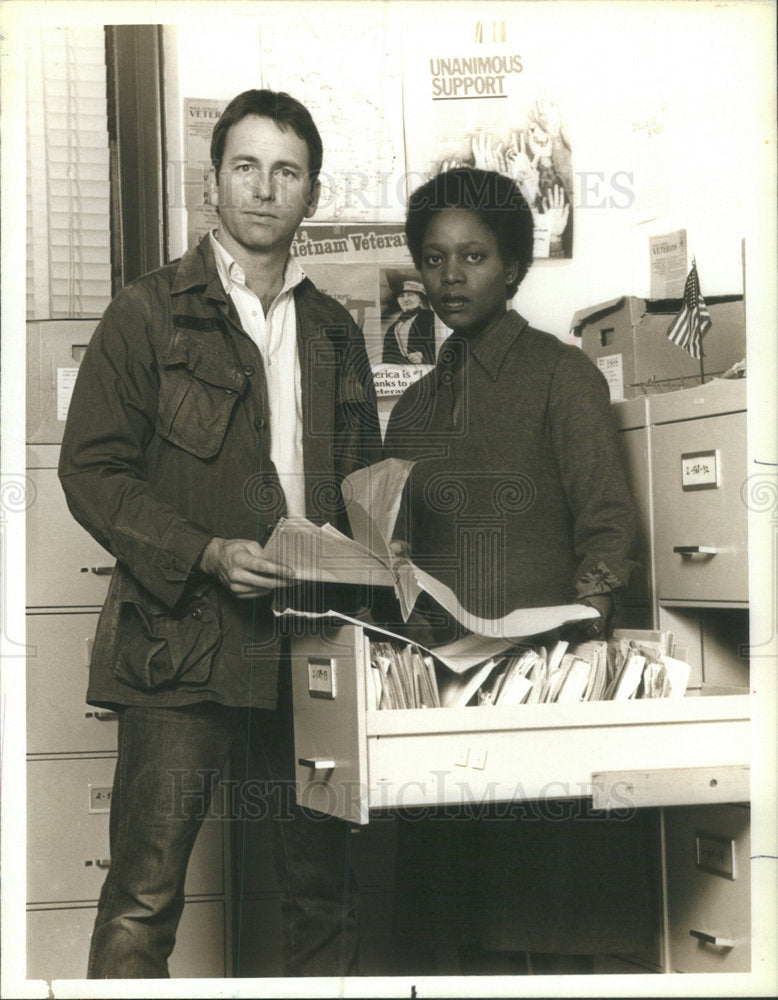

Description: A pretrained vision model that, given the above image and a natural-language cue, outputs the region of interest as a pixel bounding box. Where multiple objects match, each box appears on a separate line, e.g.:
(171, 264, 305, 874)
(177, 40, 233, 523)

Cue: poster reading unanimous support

(402, 42, 574, 259)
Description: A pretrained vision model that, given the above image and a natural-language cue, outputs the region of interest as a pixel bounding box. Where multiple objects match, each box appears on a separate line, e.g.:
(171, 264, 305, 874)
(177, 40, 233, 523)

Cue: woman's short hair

(405, 167, 534, 296)
(210, 88, 323, 191)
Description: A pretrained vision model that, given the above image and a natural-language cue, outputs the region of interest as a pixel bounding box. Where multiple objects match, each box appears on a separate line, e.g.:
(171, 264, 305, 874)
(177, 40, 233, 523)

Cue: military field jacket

(59, 236, 381, 710)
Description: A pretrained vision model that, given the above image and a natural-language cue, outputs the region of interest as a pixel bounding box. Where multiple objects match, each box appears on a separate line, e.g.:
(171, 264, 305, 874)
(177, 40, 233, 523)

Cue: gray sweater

(383, 309, 638, 621)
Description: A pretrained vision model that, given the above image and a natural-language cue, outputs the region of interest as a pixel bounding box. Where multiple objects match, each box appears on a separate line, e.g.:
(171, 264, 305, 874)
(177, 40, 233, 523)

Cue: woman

(383, 168, 656, 974)
(381, 278, 437, 365)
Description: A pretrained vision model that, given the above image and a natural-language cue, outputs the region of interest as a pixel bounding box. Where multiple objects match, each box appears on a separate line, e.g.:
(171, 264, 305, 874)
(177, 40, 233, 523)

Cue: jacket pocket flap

(114, 578, 221, 692)
(163, 329, 247, 393)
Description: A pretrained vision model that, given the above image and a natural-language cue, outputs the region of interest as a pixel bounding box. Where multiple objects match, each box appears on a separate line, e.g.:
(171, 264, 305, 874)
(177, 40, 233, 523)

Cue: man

(58, 88, 381, 978)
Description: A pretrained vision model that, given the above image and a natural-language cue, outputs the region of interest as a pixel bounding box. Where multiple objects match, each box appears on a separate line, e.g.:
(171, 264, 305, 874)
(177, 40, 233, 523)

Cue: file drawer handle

(298, 757, 336, 771)
(85, 858, 112, 869)
(673, 546, 718, 557)
(89, 565, 114, 575)
(689, 929, 735, 948)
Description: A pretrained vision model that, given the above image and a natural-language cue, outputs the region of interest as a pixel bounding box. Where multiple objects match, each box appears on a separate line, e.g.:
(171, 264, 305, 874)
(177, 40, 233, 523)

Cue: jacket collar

(172, 233, 319, 310)
(171, 234, 228, 304)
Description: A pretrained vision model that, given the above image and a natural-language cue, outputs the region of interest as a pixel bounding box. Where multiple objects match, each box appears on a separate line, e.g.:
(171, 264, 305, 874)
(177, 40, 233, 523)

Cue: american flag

(666, 260, 712, 359)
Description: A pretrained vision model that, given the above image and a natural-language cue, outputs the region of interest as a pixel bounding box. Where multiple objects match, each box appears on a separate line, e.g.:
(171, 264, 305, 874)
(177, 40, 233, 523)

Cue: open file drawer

(291, 624, 750, 825)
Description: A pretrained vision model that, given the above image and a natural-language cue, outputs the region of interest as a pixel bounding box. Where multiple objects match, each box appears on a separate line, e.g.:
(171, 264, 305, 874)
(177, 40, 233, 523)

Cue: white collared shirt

(210, 231, 307, 517)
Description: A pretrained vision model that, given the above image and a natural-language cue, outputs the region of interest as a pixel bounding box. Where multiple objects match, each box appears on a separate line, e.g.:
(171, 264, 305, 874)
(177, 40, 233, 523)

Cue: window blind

(26, 26, 112, 320)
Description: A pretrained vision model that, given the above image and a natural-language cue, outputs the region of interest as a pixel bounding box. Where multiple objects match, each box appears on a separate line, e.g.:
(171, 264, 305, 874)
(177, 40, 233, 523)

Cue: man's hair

(210, 89, 323, 190)
(405, 167, 534, 296)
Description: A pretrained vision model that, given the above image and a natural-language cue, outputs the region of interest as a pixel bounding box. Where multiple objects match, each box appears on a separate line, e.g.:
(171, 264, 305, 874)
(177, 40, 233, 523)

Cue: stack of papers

(371, 631, 692, 711)
(370, 641, 441, 710)
(270, 458, 598, 649)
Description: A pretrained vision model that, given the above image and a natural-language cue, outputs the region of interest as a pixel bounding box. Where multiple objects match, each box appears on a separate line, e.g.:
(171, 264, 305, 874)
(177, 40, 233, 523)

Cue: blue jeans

(87, 665, 358, 978)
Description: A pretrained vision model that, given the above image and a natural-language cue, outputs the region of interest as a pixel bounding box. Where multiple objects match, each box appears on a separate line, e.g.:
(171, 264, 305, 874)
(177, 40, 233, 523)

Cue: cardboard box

(571, 296, 746, 401)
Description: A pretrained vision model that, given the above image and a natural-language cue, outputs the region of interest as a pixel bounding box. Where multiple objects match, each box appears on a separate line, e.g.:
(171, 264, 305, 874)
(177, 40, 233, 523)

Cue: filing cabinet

(291, 623, 750, 826)
(27, 898, 228, 980)
(27, 756, 226, 904)
(26, 451, 115, 609)
(26, 612, 115, 755)
(612, 395, 654, 618)
(288, 376, 754, 976)
(25, 320, 231, 981)
(664, 804, 751, 972)
(650, 381, 748, 607)
(26, 319, 95, 446)
(648, 380, 750, 694)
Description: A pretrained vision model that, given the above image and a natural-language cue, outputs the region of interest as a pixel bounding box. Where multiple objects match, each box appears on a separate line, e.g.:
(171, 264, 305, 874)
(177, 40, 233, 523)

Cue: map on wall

(259, 13, 405, 224)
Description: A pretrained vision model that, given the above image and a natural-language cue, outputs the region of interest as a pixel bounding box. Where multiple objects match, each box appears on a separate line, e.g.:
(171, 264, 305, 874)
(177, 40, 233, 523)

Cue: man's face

(210, 114, 319, 258)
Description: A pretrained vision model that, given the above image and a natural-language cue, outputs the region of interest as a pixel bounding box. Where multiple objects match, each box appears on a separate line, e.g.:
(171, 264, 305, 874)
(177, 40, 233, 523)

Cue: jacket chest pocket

(157, 330, 248, 459)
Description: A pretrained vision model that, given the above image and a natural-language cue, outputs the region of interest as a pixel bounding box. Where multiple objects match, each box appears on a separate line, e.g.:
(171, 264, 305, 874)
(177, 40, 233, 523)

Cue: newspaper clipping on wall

(291, 224, 438, 397)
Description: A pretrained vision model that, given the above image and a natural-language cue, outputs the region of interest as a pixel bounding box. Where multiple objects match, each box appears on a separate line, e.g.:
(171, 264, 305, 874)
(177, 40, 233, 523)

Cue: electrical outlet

(454, 747, 469, 767)
(471, 749, 487, 770)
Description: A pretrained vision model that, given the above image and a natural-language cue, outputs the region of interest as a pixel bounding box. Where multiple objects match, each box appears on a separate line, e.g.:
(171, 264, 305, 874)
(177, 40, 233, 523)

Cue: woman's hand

(561, 593, 614, 642)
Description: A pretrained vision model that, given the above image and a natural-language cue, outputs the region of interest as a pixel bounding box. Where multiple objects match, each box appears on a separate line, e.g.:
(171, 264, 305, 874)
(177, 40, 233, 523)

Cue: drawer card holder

(696, 832, 736, 879)
(681, 449, 719, 490)
(307, 657, 336, 699)
(87, 784, 113, 813)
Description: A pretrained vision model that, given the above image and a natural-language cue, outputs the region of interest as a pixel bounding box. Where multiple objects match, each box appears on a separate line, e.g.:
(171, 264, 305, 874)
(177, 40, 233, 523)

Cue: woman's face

(397, 291, 422, 312)
(419, 208, 515, 337)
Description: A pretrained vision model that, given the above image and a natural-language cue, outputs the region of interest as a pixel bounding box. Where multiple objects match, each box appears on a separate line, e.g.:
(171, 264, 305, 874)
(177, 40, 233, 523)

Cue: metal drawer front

(665, 804, 751, 972)
(26, 612, 115, 754)
(27, 899, 226, 980)
(27, 757, 225, 903)
(651, 411, 748, 604)
(291, 626, 750, 825)
(26, 467, 114, 608)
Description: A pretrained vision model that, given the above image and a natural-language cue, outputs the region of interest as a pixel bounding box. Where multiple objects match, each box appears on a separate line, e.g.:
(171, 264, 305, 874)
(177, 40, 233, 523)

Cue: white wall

(161, 0, 774, 340)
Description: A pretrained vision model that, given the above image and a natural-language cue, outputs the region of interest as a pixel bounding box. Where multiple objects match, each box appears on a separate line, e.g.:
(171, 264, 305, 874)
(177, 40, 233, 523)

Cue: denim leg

(88, 703, 235, 978)
(238, 659, 359, 977)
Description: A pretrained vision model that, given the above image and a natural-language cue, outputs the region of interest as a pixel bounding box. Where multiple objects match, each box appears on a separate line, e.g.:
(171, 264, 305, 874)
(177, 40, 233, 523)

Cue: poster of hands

(403, 44, 574, 259)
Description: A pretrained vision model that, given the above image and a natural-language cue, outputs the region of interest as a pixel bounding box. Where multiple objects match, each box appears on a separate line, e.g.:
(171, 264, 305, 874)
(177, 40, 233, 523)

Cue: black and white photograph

(1, 2, 776, 998)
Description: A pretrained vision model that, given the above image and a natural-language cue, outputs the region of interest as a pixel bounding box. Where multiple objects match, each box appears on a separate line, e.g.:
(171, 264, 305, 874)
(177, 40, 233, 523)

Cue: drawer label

(696, 832, 736, 879)
(87, 784, 113, 813)
(681, 450, 719, 490)
(308, 657, 336, 699)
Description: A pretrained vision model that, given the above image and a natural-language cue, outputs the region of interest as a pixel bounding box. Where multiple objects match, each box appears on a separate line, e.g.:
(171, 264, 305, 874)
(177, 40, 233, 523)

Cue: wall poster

(402, 42, 574, 259)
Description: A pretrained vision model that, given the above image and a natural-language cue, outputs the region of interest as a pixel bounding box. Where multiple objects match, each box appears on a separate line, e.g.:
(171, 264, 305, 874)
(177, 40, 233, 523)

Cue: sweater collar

(438, 309, 528, 382)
